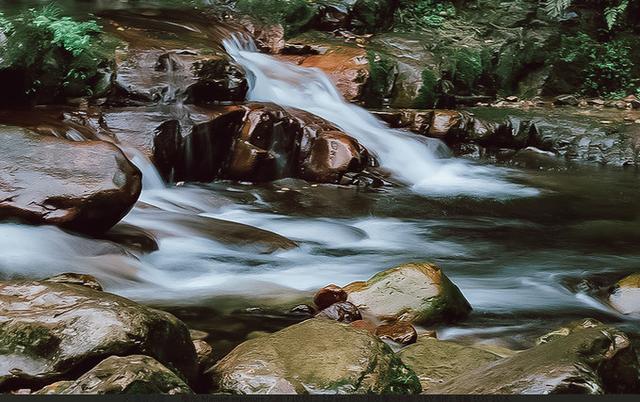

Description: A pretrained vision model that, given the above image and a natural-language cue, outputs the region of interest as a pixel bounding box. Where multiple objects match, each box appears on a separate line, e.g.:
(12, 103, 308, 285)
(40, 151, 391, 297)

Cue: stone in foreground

(209, 318, 421, 394)
(0, 126, 141, 234)
(398, 338, 501, 392)
(344, 263, 471, 325)
(35, 355, 193, 395)
(427, 321, 640, 394)
(608, 273, 640, 316)
(0, 280, 197, 391)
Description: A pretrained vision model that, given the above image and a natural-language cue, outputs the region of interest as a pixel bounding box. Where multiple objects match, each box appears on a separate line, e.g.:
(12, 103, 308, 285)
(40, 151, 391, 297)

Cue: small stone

(505, 96, 518, 102)
(313, 284, 348, 310)
(189, 329, 209, 341)
(553, 95, 580, 106)
(288, 304, 316, 317)
(316, 301, 362, 323)
(193, 339, 215, 370)
(375, 322, 418, 345)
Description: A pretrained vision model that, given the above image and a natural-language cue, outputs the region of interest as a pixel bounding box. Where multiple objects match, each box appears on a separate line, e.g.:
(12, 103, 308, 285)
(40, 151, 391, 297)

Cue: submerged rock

(344, 263, 471, 325)
(0, 280, 197, 391)
(427, 321, 640, 394)
(35, 355, 193, 395)
(398, 338, 502, 392)
(209, 318, 421, 394)
(608, 274, 640, 316)
(0, 126, 141, 234)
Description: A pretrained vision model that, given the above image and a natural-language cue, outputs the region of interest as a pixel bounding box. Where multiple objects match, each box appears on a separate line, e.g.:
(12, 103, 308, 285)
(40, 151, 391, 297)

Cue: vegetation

(543, 0, 635, 30)
(0, 5, 117, 101)
(414, 69, 439, 108)
(235, 0, 317, 36)
(364, 50, 396, 107)
(394, 0, 456, 30)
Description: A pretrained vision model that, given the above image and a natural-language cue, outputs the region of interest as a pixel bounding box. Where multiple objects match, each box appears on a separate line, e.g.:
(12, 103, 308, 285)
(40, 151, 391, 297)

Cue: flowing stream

(1, 30, 639, 357)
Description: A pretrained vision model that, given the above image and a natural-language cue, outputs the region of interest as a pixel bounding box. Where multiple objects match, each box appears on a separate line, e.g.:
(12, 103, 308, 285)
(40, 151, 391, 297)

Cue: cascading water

(223, 35, 537, 198)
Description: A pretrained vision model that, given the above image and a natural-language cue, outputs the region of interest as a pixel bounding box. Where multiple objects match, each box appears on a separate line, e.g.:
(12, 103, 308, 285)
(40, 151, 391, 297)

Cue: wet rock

(209, 319, 421, 394)
(189, 329, 209, 341)
(178, 103, 369, 184)
(375, 322, 417, 345)
(103, 223, 160, 253)
(300, 131, 369, 183)
(350, 319, 377, 334)
(278, 39, 369, 101)
(553, 95, 580, 106)
(193, 340, 215, 373)
(316, 301, 362, 323)
(288, 304, 316, 318)
(35, 355, 193, 395)
(0, 126, 141, 234)
(242, 21, 285, 54)
(344, 263, 471, 325)
(608, 274, 640, 316)
(314, 284, 348, 310)
(398, 338, 501, 392)
(186, 58, 248, 104)
(44, 273, 103, 291)
(428, 110, 471, 141)
(0, 280, 197, 391)
(428, 321, 640, 394)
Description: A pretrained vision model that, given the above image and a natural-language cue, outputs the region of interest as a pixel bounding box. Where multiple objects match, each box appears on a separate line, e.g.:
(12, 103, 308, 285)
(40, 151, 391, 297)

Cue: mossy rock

(427, 321, 640, 394)
(344, 262, 472, 325)
(209, 318, 421, 394)
(398, 338, 502, 392)
(35, 355, 193, 395)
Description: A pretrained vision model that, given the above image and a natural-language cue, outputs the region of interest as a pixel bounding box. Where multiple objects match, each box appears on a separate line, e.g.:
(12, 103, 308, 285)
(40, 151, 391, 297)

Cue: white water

(223, 35, 538, 199)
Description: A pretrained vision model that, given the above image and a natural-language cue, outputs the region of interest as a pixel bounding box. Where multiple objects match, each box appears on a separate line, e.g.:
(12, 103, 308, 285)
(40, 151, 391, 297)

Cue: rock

(375, 322, 417, 345)
(35, 355, 193, 395)
(209, 319, 422, 394)
(344, 263, 472, 325)
(608, 274, 640, 316)
(44, 273, 103, 291)
(278, 39, 369, 101)
(398, 338, 501, 392)
(316, 301, 362, 323)
(553, 95, 580, 106)
(427, 322, 640, 394)
(428, 110, 470, 141)
(314, 284, 348, 310)
(0, 280, 197, 391)
(178, 103, 369, 184)
(244, 22, 285, 54)
(186, 58, 248, 104)
(299, 131, 369, 183)
(288, 304, 317, 318)
(505, 96, 519, 102)
(189, 329, 209, 341)
(103, 223, 160, 253)
(350, 320, 377, 334)
(0, 126, 141, 234)
(193, 340, 215, 374)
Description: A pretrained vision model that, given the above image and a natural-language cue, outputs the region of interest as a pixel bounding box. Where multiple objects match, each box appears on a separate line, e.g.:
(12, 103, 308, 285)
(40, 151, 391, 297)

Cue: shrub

(414, 68, 438, 108)
(394, 0, 456, 30)
(364, 50, 396, 107)
(558, 33, 636, 97)
(0, 5, 117, 101)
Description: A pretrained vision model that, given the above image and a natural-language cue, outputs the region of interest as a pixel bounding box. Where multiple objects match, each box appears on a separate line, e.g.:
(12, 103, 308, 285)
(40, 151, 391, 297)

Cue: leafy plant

(544, 0, 634, 31)
(395, 0, 456, 30)
(0, 4, 116, 100)
(414, 68, 438, 108)
(543, 0, 572, 18)
(364, 50, 396, 107)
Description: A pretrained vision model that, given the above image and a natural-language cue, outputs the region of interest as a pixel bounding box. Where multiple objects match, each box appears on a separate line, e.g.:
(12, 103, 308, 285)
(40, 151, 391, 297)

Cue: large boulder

(427, 320, 640, 394)
(208, 318, 421, 394)
(0, 126, 141, 234)
(35, 355, 193, 395)
(178, 103, 369, 184)
(344, 263, 472, 325)
(608, 274, 640, 316)
(398, 338, 502, 392)
(0, 280, 198, 391)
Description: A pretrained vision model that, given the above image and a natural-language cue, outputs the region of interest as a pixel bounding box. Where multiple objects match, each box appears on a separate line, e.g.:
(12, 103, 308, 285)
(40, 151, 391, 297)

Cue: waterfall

(223, 35, 537, 198)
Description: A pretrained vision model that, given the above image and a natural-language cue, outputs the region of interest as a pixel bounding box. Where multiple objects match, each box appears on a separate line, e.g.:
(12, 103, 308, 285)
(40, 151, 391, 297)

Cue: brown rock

(375, 322, 417, 345)
(428, 110, 467, 140)
(44, 273, 103, 291)
(300, 131, 369, 183)
(350, 320, 377, 334)
(0, 126, 142, 234)
(316, 301, 362, 323)
(314, 284, 348, 310)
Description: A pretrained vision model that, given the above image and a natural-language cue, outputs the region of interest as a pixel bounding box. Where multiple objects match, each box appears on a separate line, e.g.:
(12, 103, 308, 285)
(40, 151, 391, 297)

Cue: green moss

(364, 50, 396, 107)
(235, 0, 317, 37)
(394, 0, 456, 31)
(414, 68, 438, 108)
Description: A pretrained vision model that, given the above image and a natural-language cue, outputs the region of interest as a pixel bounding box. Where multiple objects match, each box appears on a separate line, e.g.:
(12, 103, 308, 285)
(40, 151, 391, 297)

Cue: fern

(604, 0, 629, 30)
(543, 0, 572, 18)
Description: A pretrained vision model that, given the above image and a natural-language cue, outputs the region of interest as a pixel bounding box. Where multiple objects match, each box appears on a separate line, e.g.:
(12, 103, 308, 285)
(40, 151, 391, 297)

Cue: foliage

(414, 69, 438, 108)
(543, 0, 572, 18)
(450, 48, 484, 89)
(365, 50, 396, 107)
(543, 0, 633, 30)
(235, 0, 317, 36)
(558, 32, 636, 97)
(0, 5, 117, 99)
(394, 0, 456, 30)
